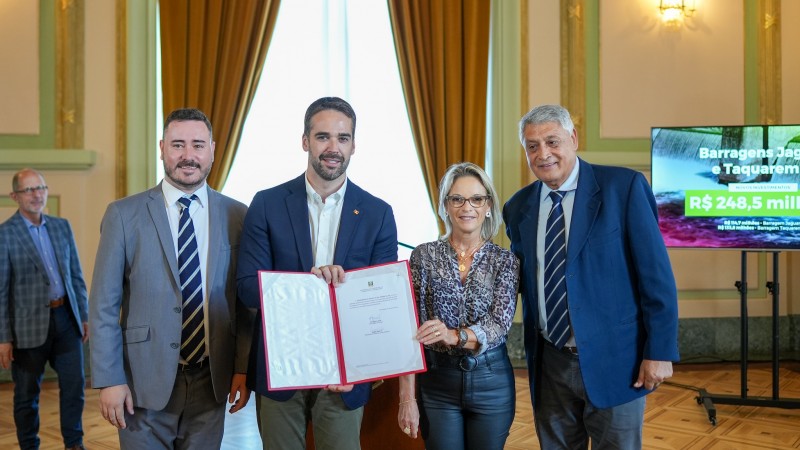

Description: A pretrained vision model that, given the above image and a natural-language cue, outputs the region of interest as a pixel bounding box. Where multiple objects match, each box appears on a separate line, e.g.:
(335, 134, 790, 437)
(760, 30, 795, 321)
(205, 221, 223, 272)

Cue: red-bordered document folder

(258, 260, 426, 390)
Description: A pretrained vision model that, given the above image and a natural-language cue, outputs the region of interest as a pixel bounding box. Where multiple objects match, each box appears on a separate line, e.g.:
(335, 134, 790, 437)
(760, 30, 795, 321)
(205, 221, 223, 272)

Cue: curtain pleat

(159, 0, 281, 190)
(388, 0, 491, 225)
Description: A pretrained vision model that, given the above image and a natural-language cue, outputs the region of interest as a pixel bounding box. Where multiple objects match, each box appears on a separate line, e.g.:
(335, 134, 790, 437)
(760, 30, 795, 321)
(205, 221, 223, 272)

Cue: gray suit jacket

(0, 212, 89, 348)
(89, 183, 253, 410)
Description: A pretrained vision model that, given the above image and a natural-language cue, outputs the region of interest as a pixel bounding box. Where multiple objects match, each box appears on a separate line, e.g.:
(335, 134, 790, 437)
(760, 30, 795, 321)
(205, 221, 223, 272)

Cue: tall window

(222, 0, 438, 257)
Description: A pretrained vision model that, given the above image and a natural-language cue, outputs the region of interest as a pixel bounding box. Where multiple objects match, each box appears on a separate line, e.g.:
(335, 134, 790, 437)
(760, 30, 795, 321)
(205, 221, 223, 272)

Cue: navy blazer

(237, 174, 398, 409)
(503, 159, 679, 409)
(0, 212, 88, 349)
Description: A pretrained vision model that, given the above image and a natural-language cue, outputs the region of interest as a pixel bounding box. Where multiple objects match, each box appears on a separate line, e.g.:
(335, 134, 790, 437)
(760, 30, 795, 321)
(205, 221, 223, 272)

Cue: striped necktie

(544, 190, 571, 349)
(177, 195, 205, 364)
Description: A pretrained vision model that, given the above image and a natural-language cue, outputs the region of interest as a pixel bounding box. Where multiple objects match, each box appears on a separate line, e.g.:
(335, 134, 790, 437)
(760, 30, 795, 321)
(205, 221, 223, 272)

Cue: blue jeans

(535, 340, 645, 450)
(12, 305, 85, 450)
(418, 344, 515, 450)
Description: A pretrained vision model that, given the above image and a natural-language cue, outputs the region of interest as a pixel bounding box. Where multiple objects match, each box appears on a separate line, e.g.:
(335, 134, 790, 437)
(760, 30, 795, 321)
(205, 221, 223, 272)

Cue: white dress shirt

(305, 177, 347, 267)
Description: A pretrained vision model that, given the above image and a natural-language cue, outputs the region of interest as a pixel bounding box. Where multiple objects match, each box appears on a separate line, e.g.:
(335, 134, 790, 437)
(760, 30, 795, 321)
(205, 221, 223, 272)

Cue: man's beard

(311, 153, 349, 181)
(164, 160, 211, 189)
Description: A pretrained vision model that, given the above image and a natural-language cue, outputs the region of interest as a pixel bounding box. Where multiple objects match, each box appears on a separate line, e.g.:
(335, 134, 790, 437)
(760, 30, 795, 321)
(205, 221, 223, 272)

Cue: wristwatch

(457, 327, 468, 348)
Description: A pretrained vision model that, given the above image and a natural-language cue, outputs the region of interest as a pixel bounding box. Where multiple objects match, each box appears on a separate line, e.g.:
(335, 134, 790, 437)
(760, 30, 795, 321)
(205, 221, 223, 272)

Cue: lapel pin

(354, 209, 359, 215)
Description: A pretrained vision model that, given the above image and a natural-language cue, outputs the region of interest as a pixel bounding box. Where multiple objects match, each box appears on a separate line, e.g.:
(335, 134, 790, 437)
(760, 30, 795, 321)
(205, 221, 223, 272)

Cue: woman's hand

(397, 399, 420, 439)
(416, 318, 457, 346)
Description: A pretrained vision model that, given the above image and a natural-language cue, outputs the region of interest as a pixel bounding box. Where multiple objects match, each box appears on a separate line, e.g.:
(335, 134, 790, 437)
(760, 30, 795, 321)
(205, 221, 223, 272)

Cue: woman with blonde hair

(397, 162, 519, 450)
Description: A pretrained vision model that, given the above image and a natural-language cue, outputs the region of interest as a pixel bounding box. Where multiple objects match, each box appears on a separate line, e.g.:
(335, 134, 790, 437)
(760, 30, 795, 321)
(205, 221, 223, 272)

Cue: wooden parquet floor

(1, 362, 798, 449)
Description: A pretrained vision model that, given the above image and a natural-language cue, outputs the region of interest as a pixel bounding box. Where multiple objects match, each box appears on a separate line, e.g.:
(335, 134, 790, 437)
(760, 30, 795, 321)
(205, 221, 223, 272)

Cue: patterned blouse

(410, 239, 520, 356)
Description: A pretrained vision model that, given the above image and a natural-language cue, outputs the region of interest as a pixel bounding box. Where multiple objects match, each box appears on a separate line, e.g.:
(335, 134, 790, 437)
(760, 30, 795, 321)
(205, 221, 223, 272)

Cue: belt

(179, 358, 208, 372)
(49, 296, 66, 308)
(543, 338, 578, 356)
(425, 344, 508, 372)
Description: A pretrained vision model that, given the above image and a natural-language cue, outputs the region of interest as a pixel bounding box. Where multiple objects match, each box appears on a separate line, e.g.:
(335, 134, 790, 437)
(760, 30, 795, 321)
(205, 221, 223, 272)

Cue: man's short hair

(163, 108, 213, 140)
(303, 97, 357, 138)
(518, 104, 575, 146)
(11, 168, 45, 192)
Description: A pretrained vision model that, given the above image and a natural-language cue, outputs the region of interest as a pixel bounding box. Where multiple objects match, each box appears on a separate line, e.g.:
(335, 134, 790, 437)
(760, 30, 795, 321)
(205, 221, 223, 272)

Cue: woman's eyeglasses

(446, 195, 490, 208)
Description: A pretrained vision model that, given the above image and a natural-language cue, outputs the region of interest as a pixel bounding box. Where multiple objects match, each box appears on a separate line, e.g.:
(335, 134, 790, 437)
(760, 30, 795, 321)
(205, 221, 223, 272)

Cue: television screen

(651, 125, 800, 250)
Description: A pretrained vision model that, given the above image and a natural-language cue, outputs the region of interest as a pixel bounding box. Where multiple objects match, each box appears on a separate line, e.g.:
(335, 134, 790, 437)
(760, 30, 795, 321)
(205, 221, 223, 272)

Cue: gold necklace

(450, 239, 484, 272)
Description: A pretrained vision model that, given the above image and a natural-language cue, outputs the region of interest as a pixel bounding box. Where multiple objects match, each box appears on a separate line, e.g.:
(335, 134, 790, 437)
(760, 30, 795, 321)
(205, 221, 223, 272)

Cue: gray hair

(518, 104, 574, 146)
(437, 162, 502, 241)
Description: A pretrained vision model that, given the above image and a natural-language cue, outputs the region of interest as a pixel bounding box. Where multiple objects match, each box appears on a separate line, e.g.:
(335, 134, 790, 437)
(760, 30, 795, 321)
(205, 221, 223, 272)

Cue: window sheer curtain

(388, 0, 491, 222)
(159, 0, 281, 190)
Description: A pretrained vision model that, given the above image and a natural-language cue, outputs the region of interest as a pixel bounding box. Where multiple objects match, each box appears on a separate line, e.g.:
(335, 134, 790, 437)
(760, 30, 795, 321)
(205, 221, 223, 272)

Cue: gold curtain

(159, 0, 281, 190)
(387, 0, 491, 219)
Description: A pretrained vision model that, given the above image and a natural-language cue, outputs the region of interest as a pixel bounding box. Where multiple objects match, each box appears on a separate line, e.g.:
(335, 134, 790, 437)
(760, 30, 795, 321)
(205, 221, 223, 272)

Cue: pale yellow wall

(786, 0, 800, 323)
(600, 0, 745, 137)
(0, 0, 39, 134)
(521, 0, 800, 320)
(78, 0, 118, 286)
(0, 0, 118, 289)
(786, 0, 800, 321)
(2, 0, 797, 320)
(527, 0, 560, 107)
(784, 1, 800, 123)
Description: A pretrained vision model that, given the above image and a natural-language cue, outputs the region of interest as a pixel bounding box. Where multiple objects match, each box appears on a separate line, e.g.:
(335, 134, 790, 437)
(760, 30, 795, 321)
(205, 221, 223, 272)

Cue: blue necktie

(178, 195, 205, 363)
(544, 191, 571, 349)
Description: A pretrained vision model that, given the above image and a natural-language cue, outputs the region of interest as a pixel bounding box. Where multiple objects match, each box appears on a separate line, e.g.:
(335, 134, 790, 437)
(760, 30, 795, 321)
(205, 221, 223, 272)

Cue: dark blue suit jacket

(237, 174, 398, 409)
(503, 159, 679, 409)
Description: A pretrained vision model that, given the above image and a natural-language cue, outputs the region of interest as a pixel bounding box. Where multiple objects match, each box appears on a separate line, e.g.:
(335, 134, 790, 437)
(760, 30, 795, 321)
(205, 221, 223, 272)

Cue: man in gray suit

(0, 168, 89, 450)
(90, 108, 253, 449)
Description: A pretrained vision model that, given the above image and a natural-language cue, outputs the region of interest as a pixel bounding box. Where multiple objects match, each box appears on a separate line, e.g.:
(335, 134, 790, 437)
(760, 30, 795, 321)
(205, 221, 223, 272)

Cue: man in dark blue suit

(503, 105, 679, 449)
(0, 169, 89, 450)
(237, 97, 398, 450)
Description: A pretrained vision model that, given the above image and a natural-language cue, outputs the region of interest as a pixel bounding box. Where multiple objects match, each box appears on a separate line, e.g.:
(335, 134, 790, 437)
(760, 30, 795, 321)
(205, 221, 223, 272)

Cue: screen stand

(695, 251, 800, 425)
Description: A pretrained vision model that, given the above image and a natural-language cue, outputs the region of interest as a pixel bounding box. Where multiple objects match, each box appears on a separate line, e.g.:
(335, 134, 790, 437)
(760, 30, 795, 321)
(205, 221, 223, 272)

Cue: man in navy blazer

(237, 97, 398, 450)
(0, 168, 89, 450)
(503, 105, 679, 449)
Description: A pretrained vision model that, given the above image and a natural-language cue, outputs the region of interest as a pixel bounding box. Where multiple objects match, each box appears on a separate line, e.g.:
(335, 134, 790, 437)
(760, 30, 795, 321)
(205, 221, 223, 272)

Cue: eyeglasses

(446, 195, 491, 208)
(14, 185, 48, 195)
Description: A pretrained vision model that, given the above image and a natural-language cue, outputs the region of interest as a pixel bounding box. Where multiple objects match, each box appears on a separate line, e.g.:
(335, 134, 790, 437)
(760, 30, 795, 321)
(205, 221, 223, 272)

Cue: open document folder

(258, 260, 426, 390)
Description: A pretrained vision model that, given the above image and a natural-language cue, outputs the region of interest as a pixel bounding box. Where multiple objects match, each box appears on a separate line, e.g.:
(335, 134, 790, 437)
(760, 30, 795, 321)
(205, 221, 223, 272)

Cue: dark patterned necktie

(177, 195, 205, 363)
(544, 191, 571, 349)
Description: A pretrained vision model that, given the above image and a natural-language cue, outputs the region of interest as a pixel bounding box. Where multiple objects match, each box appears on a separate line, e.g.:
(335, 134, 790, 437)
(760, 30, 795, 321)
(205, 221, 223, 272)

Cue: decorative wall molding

(490, 0, 524, 250)
(0, 196, 61, 219)
(559, 0, 586, 148)
(116, 0, 127, 199)
(505, 315, 800, 366)
(55, 0, 85, 149)
(758, 0, 782, 124)
(576, 151, 650, 172)
(0, 0, 94, 169)
(0, 149, 96, 170)
(122, 0, 159, 198)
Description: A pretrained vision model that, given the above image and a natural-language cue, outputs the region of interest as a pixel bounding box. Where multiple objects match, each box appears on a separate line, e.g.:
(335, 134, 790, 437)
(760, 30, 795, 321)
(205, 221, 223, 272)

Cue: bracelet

(398, 398, 416, 406)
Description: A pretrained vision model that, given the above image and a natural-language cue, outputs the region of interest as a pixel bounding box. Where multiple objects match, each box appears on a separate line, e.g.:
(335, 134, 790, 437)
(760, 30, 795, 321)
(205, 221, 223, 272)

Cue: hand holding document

(259, 261, 426, 390)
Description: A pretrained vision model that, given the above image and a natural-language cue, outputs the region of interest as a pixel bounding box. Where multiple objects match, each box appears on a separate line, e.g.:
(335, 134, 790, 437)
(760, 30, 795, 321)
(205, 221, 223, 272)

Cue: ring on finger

(403, 426, 411, 434)
(434, 331, 441, 337)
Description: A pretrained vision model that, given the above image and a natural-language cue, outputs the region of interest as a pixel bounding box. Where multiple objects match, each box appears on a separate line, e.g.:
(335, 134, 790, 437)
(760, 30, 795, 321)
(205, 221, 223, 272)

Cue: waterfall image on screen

(651, 125, 800, 250)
